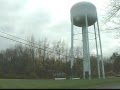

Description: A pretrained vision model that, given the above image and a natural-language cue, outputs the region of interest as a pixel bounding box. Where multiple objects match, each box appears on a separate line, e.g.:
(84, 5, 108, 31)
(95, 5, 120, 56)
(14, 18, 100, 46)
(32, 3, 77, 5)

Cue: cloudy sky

(0, 0, 119, 57)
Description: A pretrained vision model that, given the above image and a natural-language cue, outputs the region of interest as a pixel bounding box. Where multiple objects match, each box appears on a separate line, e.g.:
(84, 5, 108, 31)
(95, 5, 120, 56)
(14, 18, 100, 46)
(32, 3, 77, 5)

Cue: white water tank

(70, 2, 97, 27)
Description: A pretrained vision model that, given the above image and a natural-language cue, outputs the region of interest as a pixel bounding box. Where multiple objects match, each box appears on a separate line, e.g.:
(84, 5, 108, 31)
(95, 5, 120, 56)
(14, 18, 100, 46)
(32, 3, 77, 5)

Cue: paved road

(88, 83, 120, 89)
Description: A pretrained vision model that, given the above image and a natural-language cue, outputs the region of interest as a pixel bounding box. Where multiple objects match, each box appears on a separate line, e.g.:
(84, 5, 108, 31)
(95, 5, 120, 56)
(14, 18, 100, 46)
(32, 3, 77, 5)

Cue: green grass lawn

(0, 77, 120, 89)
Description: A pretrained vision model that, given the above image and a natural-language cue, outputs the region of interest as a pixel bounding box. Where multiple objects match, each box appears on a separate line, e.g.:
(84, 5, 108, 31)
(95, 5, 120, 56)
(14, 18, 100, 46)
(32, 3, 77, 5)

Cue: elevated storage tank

(70, 2, 97, 27)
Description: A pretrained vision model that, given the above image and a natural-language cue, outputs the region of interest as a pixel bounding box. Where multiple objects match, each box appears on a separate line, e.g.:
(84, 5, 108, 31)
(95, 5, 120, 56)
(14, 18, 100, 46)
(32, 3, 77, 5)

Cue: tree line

(0, 36, 119, 79)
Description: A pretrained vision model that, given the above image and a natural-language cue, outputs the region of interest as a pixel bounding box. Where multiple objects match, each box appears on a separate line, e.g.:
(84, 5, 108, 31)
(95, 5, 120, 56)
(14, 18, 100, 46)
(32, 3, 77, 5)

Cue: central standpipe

(85, 14, 91, 79)
(82, 14, 91, 79)
(82, 26, 90, 79)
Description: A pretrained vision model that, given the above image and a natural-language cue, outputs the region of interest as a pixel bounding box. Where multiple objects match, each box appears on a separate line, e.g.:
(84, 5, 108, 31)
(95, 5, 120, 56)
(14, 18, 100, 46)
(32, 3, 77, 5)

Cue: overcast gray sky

(0, 0, 119, 57)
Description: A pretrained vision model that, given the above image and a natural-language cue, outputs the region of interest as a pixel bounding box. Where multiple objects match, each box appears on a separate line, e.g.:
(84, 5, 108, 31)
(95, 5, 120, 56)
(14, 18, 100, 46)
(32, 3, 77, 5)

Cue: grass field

(0, 77, 120, 89)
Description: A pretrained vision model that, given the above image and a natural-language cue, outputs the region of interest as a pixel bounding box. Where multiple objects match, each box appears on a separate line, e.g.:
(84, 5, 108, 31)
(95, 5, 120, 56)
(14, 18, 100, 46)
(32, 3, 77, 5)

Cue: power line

(0, 29, 50, 49)
(0, 34, 71, 59)
(0, 29, 69, 57)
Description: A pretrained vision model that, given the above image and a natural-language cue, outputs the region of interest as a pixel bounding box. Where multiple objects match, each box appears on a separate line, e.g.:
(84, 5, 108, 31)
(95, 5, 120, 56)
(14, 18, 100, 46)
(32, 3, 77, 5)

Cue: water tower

(70, 2, 105, 79)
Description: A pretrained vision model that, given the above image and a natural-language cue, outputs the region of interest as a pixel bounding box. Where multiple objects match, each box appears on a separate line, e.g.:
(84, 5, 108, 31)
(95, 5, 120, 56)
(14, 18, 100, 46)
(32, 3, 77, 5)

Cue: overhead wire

(0, 34, 72, 59)
(0, 29, 73, 59)
(0, 29, 58, 52)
